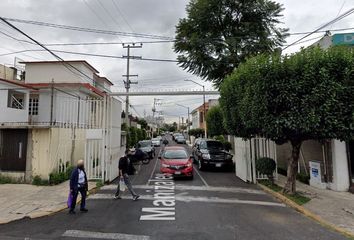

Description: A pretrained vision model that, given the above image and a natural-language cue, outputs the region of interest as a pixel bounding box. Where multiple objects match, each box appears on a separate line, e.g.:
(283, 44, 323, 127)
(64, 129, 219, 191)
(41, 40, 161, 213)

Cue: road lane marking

(62, 230, 150, 240)
(146, 149, 160, 186)
(193, 166, 209, 187)
(101, 184, 266, 195)
(89, 194, 285, 207)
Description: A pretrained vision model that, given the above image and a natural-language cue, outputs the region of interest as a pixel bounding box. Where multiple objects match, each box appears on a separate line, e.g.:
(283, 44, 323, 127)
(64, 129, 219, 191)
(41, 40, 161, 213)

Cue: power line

(111, 0, 135, 34)
(96, 0, 123, 31)
(2, 17, 174, 40)
(6, 16, 354, 43)
(283, 7, 354, 50)
(0, 17, 111, 92)
(83, 0, 112, 29)
(0, 48, 179, 62)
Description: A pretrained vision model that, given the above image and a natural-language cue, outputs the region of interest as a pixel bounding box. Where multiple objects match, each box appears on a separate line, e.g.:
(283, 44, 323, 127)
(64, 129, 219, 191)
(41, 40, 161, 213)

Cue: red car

(159, 146, 193, 179)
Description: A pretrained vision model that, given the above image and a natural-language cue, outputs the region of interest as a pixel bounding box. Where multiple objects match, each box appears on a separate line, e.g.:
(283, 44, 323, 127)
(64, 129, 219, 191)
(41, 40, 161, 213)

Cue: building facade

(0, 60, 123, 183)
(191, 99, 219, 130)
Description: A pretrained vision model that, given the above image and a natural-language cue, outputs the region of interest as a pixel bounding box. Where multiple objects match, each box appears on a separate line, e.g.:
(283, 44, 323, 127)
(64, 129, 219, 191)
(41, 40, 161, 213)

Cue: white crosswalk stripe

(62, 230, 150, 240)
(89, 193, 285, 207)
(101, 184, 266, 195)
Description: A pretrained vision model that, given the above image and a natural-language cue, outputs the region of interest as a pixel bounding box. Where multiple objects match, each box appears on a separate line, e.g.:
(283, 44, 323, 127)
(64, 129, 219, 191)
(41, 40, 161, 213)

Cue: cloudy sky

(0, 0, 353, 123)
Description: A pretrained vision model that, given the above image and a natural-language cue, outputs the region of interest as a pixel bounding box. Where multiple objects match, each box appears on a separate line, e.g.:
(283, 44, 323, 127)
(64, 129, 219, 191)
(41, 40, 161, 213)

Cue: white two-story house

(0, 60, 123, 183)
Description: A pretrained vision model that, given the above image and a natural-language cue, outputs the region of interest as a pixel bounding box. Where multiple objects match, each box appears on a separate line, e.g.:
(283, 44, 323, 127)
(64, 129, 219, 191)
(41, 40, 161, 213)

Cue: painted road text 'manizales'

(140, 174, 175, 221)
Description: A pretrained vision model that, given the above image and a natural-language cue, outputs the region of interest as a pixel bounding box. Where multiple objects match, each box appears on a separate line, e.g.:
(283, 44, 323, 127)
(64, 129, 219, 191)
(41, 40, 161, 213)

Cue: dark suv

(192, 139, 233, 170)
(136, 140, 155, 159)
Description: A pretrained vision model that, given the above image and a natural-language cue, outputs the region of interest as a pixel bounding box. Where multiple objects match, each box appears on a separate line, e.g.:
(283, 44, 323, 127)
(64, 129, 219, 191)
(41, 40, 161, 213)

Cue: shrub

(213, 135, 225, 142)
(32, 175, 49, 186)
(297, 173, 310, 185)
(188, 128, 204, 137)
(0, 175, 15, 184)
(213, 135, 232, 151)
(256, 157, 276, 184)
(65, 166, 74, 179)
(206, 105, 226, 137)
(96, 180, 104, 188)
(49, 172, 66, 185)
(223, 141, 232, 151)
(49, 165, 74, 185)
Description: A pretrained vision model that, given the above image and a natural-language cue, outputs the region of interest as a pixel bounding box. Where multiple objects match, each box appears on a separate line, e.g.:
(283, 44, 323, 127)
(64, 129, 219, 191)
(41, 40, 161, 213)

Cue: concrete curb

(0, 185, 101, 225)
(258, 183, 354, 240)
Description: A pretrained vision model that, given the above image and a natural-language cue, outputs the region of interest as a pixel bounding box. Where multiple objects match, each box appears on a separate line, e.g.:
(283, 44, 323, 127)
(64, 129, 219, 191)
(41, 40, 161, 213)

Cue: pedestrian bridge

(109, 89, 220, 96)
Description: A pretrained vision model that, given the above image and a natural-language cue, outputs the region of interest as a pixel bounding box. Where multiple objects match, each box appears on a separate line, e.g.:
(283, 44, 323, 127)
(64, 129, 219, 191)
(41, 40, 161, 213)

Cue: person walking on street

(115, 149, 140, 201)
(69, 159, 88, 214)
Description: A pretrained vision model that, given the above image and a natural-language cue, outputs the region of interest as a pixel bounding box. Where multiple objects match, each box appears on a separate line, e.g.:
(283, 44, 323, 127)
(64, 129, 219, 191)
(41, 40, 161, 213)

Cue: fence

(50, 97, 122, 182)
(233, 136, 277, 183)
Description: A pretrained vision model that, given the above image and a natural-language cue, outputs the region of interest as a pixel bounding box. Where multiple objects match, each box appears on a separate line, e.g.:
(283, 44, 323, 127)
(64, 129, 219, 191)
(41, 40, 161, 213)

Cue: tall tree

(137, 119, 148, 130)
(175, 0, 288, 88)
(206, 105, 226, 137)
(220, 46, 354, 194)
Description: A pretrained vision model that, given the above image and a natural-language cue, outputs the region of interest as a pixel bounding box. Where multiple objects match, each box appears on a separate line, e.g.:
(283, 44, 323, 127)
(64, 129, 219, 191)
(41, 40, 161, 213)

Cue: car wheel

(142, 158, 150, 164)
(198, 160, 205, 171)
(189, 175, 194, 180)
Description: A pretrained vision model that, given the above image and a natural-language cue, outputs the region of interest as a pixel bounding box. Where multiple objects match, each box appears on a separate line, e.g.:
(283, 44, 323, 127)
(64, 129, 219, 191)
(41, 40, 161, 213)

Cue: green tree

(206, 105, 226, 137)
(172, 122, 178, 132)
(136, 128, 144, 142)
(137, 118, 148, 130)
(220, 46, 354, 194)
(174, 0, 288, 88)
(142, 129, 147, 140)
(188, 128, 204, 137)
(128, 127, 138, 147)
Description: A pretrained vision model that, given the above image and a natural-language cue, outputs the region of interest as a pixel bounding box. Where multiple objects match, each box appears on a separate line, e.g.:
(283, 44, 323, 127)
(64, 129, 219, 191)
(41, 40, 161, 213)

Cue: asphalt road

(0, 135, 348, 240)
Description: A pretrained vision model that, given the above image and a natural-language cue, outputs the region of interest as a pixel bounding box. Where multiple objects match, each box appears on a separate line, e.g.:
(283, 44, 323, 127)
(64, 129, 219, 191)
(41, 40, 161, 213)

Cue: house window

(29, 97, 39, 115)
(7, 90, 25, 109)
(200, 112, 204, 123)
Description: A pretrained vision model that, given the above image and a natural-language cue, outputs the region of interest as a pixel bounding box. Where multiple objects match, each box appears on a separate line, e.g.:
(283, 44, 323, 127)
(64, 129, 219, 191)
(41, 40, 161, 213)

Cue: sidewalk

(276, 174, 354, 235)
(0, 181, 96, 224)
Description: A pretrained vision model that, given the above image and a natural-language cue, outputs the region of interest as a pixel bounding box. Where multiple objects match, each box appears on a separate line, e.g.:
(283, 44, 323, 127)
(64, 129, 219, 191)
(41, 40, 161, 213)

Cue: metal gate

(85, 139, 104, 180)
(233, 136, 277, 183)
(83, 97, 123, 182)
(0, 129, 28, 171)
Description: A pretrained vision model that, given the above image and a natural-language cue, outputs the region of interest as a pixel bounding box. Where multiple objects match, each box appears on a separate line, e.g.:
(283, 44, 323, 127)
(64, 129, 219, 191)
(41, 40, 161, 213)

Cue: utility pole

(122, 43, 142, 128)
(176, 103, 190, 141)
(152, 98, 162, 135)
(184, 80, 207, 138)
(202, 85, 206, 138)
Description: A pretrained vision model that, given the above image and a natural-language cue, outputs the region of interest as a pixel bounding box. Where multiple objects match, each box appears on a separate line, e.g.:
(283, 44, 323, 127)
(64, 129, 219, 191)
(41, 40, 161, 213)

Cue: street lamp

(176, 103, 190, 142)
(184, 79, 207, 138)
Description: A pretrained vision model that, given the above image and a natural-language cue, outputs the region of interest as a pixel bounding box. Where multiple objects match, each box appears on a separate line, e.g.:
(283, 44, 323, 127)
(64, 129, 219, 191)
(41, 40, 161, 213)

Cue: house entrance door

(0, 129, 28, 171)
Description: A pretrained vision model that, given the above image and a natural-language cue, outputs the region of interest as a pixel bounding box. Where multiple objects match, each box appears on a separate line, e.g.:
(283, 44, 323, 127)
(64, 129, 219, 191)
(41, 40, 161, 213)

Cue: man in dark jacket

(115, 149, 140, 201)
(69, 159, 88, 214)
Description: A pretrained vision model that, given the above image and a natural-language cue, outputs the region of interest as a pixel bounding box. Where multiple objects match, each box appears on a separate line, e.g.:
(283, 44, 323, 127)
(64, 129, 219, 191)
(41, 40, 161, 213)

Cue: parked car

(173, 132, 183, 141)
(159, 146, 193, 179)
(151, 138, 161, 147)
(175, 135, 186, 144)
(136, 140, 155, 159)
(192, 139, 233, 171)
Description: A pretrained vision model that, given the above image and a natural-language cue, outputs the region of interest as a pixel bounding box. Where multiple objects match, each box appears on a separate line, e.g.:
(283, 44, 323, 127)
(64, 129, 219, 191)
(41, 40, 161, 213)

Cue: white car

(151, 138, 161, 147)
